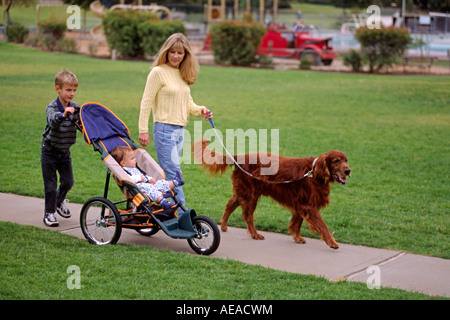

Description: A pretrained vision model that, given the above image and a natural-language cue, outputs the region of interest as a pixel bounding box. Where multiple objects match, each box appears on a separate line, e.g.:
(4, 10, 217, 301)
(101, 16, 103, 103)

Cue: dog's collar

(303, 157, 318, 179)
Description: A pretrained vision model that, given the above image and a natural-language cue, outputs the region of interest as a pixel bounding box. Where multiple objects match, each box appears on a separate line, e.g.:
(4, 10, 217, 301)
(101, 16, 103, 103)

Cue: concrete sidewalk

(1, 192, 449, 298)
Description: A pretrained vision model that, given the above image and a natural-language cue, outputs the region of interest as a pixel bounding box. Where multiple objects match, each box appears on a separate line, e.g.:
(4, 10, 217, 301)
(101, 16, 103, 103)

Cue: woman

(138, 33, 212, 211)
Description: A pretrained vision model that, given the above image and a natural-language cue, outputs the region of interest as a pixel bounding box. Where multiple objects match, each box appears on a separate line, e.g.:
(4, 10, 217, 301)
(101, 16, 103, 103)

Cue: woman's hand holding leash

(201, 107, 212, 118)
(202, 108, 214, 128)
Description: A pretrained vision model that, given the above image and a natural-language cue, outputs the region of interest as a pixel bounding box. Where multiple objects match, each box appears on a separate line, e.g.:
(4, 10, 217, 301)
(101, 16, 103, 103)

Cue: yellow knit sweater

(139, 63, 203, 133)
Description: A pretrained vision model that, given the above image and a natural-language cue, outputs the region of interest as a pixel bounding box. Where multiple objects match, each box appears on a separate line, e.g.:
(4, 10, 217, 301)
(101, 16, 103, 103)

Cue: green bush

(355, 26, 412, 73)
(137, 20, 186, 57)
(102, 10, 158, 58)
(210, 21, 265, 66)
(343, 49, 363, 72)
(256, 54, 274, 69)
(58, 37, 78, 54)
(38, 19, 67, 51)
(6, 23, 29, 43)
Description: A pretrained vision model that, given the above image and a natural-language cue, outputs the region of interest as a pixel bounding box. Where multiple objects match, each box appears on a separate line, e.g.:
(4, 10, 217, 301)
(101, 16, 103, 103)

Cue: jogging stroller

(75, 102, 220, 255)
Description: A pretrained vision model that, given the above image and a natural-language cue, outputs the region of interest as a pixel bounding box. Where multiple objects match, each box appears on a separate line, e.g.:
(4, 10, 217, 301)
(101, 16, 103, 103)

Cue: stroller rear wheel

(187, 215, 220, 255)
(80, 197, 122, 245)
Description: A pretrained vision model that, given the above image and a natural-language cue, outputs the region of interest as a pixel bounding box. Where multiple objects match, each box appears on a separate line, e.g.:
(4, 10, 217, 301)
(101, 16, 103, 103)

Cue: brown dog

(193, 139, 351, 249)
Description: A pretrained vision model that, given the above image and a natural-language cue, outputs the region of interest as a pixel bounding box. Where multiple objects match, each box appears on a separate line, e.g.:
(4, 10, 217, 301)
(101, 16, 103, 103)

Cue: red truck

(203, 25, 338, 66)
(257, 25, 338, 65)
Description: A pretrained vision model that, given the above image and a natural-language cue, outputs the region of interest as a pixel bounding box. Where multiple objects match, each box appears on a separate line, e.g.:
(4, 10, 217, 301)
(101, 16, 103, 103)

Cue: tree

(4, 0, 34, 25)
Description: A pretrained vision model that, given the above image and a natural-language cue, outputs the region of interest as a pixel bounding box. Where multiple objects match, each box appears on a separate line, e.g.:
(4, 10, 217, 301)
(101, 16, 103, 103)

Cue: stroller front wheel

(187, 215, 220, 255)
(80, 197, 122, 245)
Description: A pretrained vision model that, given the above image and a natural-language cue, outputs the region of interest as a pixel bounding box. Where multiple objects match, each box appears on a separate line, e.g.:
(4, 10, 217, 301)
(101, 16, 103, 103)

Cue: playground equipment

(90, 0, 106, 18)
(89, 0, 173, 40)
(205, 0, 279, 25)
(90, 0, 172, 19)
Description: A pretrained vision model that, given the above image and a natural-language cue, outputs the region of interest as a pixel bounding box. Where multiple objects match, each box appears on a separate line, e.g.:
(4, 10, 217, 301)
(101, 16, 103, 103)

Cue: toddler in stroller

(110, 145, 184, 209)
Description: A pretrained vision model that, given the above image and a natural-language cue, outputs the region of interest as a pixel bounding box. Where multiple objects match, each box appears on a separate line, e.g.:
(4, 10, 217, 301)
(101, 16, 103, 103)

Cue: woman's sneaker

(44, 212, 59, 227)
(56, 200, 71, 218)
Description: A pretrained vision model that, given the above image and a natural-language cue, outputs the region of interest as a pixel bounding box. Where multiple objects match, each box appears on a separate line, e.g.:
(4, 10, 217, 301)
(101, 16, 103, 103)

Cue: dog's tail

(192, 138, 234, 176)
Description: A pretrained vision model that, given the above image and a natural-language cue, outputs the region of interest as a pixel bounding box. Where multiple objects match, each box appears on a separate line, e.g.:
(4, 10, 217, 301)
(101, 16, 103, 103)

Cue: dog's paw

(219, 221, 228, 232)
(251, 233, 265, 240)
(294, 236, 306, 244)
(329, 242, 339, 249)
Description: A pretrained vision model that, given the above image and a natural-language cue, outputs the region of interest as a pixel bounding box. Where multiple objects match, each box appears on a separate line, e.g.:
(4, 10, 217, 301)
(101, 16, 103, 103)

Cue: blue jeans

(153, 122, 185, 211)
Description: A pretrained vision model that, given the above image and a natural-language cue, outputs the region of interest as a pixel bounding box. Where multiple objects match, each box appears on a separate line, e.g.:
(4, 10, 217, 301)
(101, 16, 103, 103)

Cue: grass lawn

(6, 4, 100, 28)
(0, 42, 448, 299)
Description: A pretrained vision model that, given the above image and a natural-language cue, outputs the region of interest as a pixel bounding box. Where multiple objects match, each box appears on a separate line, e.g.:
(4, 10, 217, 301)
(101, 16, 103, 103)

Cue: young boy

(41, 70, 80, 227)
(110, 146, 184, 209)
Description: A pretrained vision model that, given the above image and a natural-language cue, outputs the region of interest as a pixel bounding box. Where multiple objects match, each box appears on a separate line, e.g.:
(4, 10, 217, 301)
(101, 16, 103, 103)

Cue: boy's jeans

(153, 122, 185, 211)
(41, 140, 74, 213)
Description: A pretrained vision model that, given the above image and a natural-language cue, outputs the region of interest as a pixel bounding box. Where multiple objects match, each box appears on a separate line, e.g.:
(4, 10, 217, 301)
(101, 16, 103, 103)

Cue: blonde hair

(153, 33, 199, 85)
(55, 70, 78, 88)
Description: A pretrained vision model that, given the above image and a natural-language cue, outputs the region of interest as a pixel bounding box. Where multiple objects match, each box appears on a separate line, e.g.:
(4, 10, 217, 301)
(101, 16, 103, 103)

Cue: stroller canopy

(80, 102, 131, 147)
(78, 102, 165, 181)
(79, 102, 136, 155)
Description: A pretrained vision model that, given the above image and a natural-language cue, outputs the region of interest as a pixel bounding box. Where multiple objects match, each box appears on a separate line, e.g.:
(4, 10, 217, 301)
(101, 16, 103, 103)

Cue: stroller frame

(76, 103, 220, 255)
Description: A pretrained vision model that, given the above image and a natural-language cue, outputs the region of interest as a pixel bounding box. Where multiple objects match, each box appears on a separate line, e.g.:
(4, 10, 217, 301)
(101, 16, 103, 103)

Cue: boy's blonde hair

(55, 70, 78, 88)
(110, 146, 133, 164)
(153, 33, 199, 85)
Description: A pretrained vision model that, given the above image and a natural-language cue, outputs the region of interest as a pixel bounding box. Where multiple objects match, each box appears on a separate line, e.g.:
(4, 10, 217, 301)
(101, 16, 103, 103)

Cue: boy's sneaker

(56, 200, 71, 218)
(44, 212, 59, 227)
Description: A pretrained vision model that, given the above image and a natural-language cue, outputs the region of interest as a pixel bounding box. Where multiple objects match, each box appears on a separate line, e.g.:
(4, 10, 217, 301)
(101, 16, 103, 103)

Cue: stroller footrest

(161, 219, 178, 231)
(156, 213, 197, 239)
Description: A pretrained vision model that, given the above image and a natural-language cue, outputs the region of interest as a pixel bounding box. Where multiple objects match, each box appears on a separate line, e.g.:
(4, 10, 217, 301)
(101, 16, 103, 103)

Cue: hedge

(355, 26, 412, 73)
(38, 19, 67, 52)
(6, 23, 29, 43)
(103, 10, 185, 59)
(210, 21, 265, 66)
(103, 10, 157, 58)
(137, 20, 186, 57)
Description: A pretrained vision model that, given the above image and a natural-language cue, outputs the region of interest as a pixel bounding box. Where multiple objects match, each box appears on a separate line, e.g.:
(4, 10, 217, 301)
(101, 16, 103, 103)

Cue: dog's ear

(313, 153, 330, 183)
